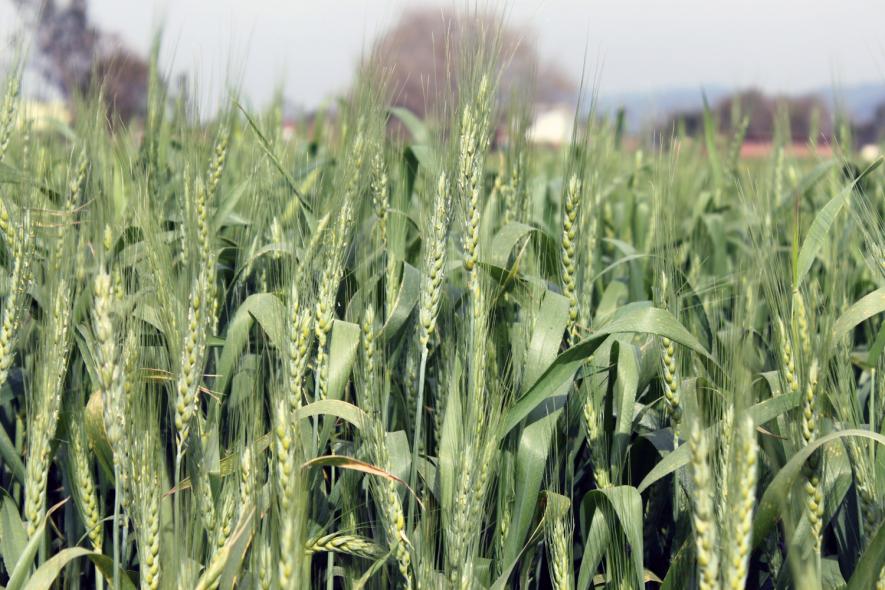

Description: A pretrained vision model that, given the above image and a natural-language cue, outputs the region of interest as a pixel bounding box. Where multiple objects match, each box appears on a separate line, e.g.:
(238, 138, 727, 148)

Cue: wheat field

(0, 29, 884, 590)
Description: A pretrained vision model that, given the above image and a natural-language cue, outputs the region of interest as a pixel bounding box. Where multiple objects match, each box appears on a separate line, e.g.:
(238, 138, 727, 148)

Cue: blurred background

(1, 0, 884, 154)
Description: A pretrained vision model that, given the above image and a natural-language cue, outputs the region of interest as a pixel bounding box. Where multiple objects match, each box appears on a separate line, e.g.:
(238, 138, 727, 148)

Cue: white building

(860, 143, 881, 163)
(527, 104, 575, 146)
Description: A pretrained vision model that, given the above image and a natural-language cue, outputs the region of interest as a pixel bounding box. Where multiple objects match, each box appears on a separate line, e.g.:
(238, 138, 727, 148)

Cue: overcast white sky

(4, 0, 885, 109)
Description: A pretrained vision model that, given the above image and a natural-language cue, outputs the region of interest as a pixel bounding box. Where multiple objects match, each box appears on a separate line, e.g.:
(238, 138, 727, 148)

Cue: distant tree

(94, 46, 149, 124)
(854, 101, 885, 146)
(12, 0, 96, 95)
(370, 8, 575, 119)
(664, 89, 832, 143)
(11, 0, 150, 122)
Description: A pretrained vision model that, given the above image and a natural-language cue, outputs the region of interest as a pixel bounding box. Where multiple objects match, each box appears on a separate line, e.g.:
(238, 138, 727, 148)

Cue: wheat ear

(561, 174, 581, 344)
(24, 280, 73, 536)
(690, 422, 718, 590)
(723, 415, 757, 590)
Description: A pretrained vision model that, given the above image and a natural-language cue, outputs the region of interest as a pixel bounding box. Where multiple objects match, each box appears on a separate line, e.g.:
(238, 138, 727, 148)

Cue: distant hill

(818, 82, 885, 123)
(597, 82, 885, 133)
(595, 86, 731, 132)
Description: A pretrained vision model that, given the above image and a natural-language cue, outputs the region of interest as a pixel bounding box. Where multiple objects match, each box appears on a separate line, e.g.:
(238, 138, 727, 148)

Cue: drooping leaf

(521, 290, 569, 394)
(168, 400, 370, 494)
(490, 511, 548, 590)
(832, 287, 885, 341)
(22, 548, 91, 590)
(88, 554, 138, 590)
(0, 494, 27, 577)
(752, 429, 885, 550)
(501, 411, 559, 566)
(380, 262, 420, 342)
(351, 548, 396, 590)
(7, 500, 67, 590)
(326, 320, 361, 401)
(659, 537, 694, 590)
(0, 424, 24, 485)
(610, 340, 639, 484)
(794, 157, 883, 288)
(19, 548, 136, 590)
(637, 391, 800, 493)
(576, 486, 644, 590)
(302, 455, 421, 507)
(846, 518, 885, 590)
(216, 292, 286, 394)
(297, 399, 370, 430)
(388, 107, 430, 145)
(500, 306, 708, 438)
(388, 108, 437, 174)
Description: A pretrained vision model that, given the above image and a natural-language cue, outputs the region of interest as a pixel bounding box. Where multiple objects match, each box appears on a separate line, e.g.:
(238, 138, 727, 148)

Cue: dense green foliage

(0, 37, 885, 589)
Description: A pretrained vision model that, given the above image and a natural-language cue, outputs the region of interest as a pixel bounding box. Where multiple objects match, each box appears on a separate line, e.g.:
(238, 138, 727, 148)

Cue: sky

(3, 0, 885, 110)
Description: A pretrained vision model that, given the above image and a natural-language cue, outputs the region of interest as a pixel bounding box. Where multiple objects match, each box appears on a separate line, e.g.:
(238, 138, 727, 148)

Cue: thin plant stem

(112, 466, 121, 590)
(408, 347, 428, 531)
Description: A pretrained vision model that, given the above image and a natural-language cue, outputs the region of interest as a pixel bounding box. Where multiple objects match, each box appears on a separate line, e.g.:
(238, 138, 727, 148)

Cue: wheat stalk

(723, 415, 757, 590)
(174, 269, 213, 463)
(561, 174, 581, 344)
(24, 279, 73, 536)
(314, 202, 353, 401)
(129, 420, 161, 590)
(777, 318, 799, 394)
(545, 509, 573, 590)
(371, 144, 390, 249)
(361, 307, 413, 588)
(213, 483, 237, 551)
(581, 385, 611, 489)
(66, 403, 103, 552)
(792, 290, 812, 360)
(286, 285, 313, 411)
(458, 74, 492, 319)
(305, 533, 384, 559)
(92, 270, 126, 459)
(690, 422, 718, 590)
(418, 172, 450, 351)
(578, 187, 598, 334)
(0, 73, 19, 162)
(273, 399, 308, 588)
(0, 211, 33, 390)
(206, 126, 230, 200)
